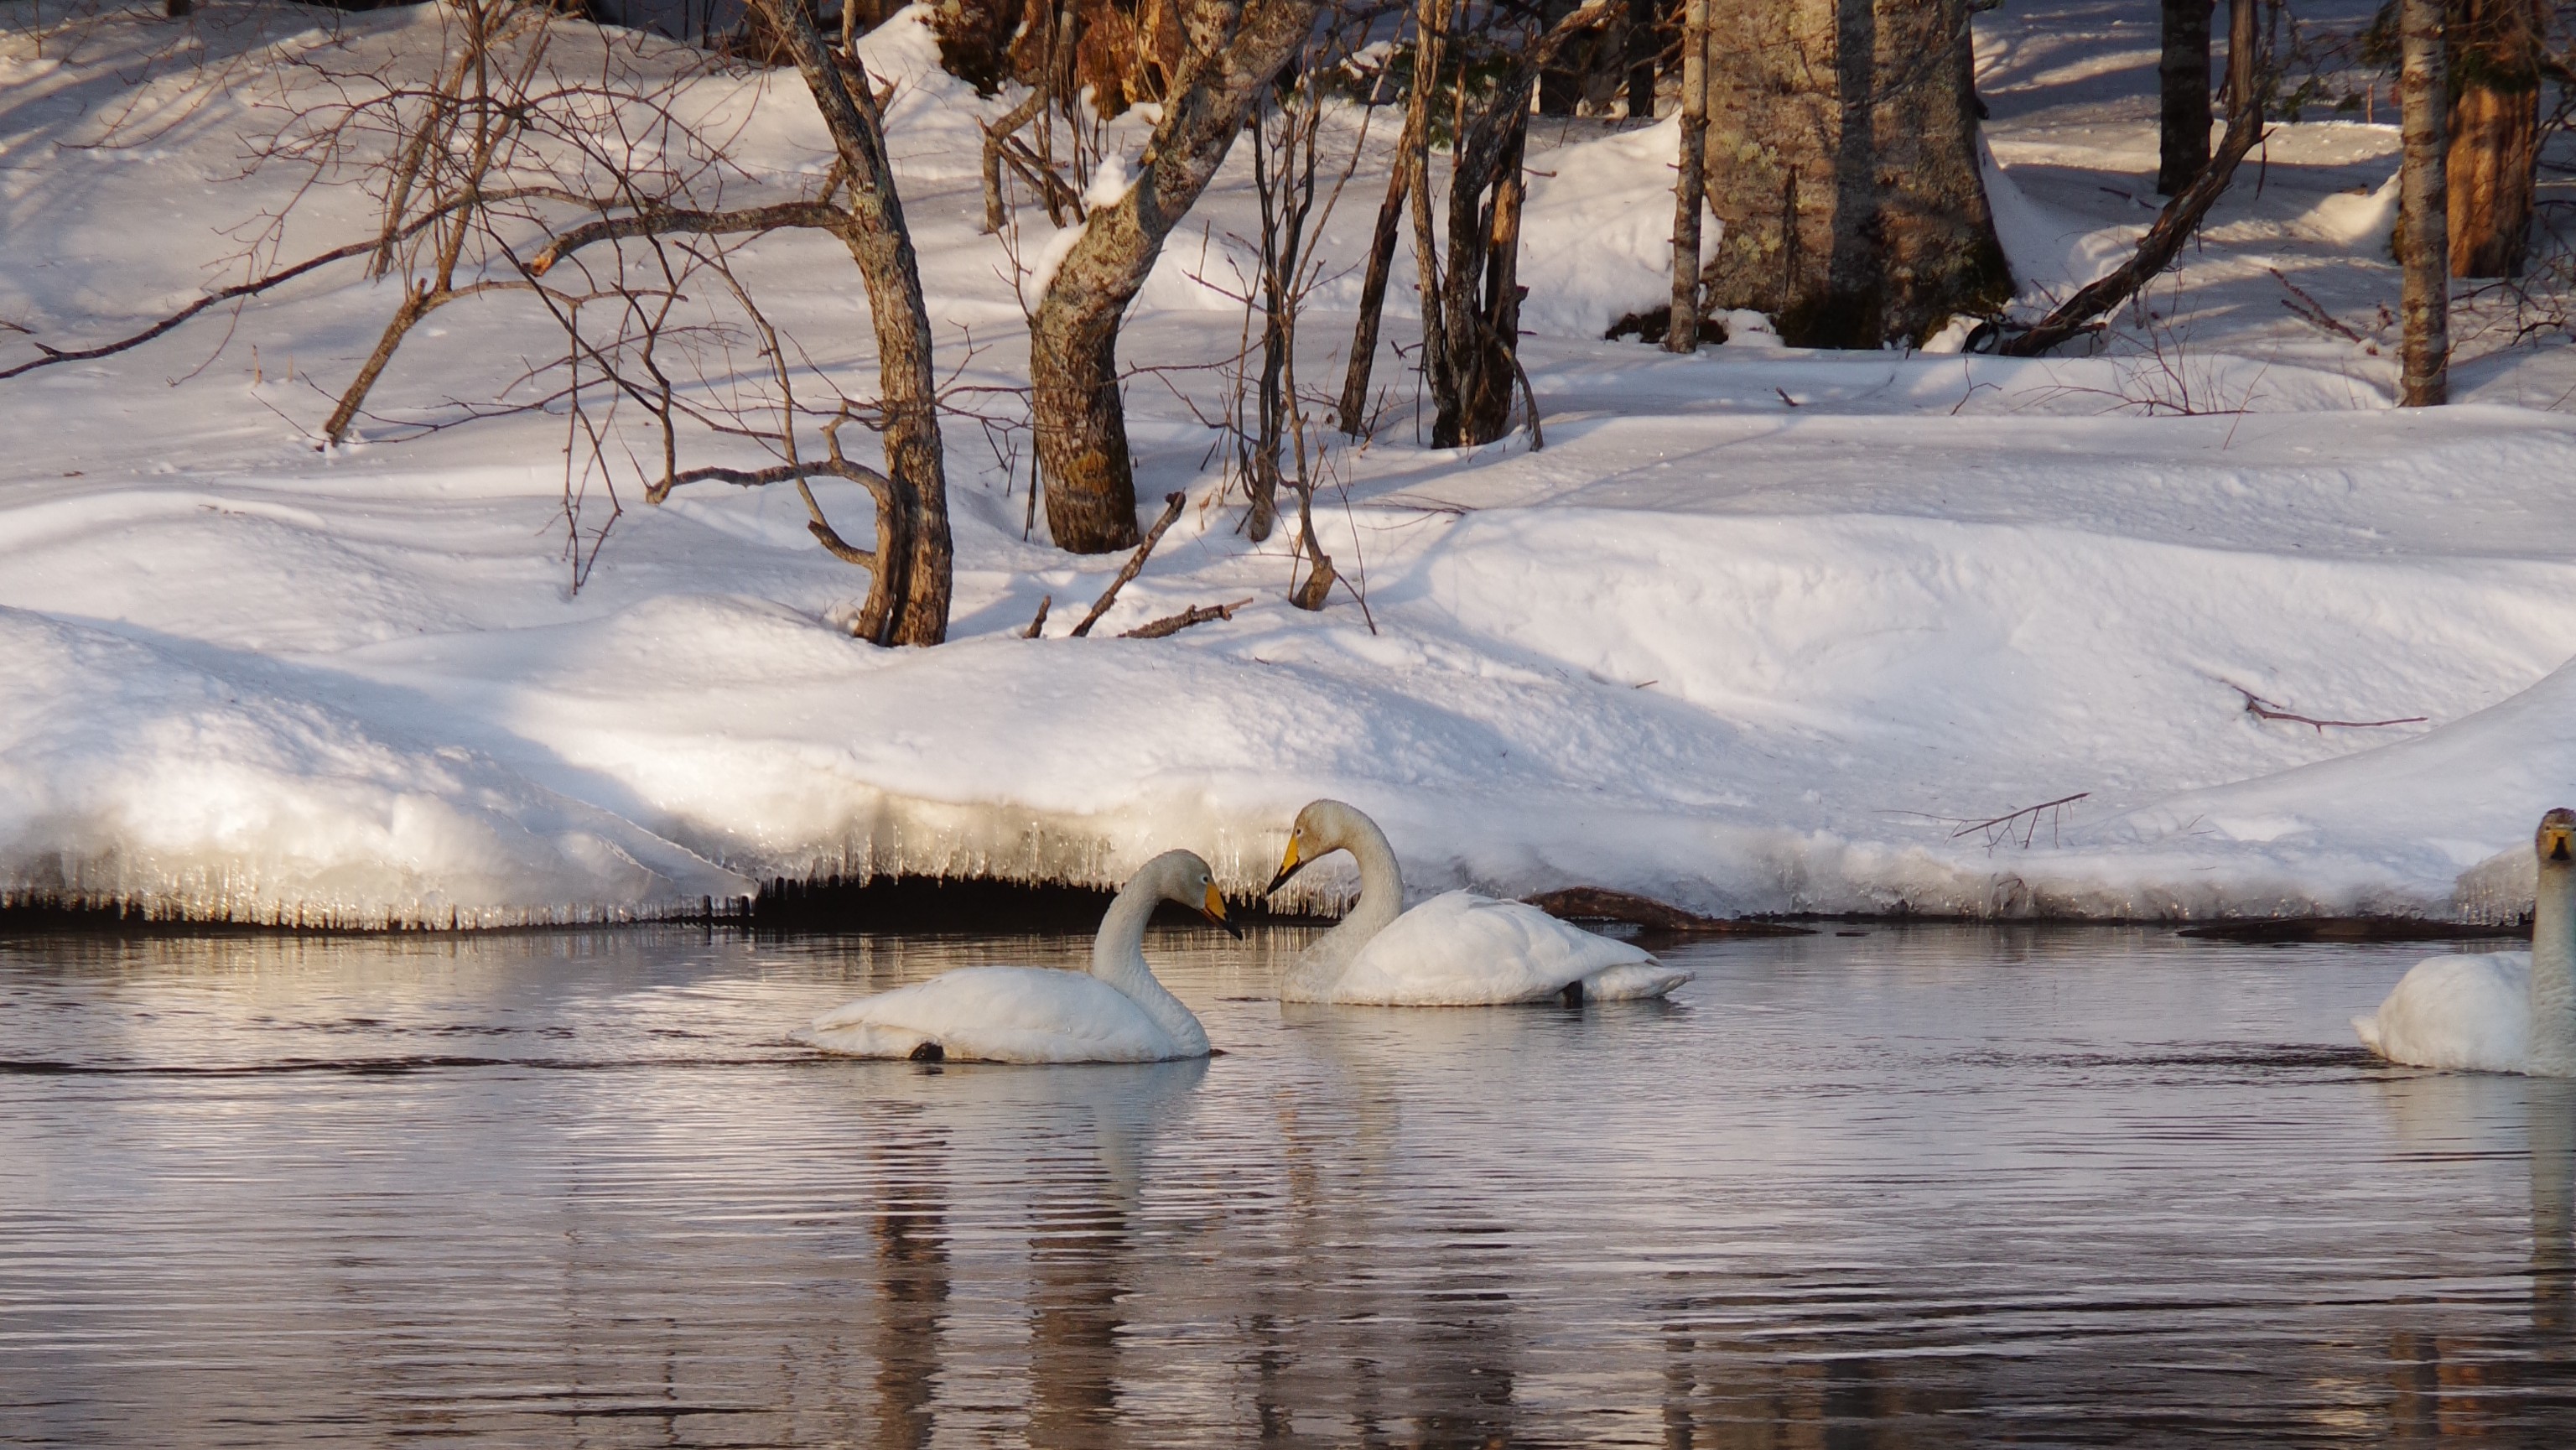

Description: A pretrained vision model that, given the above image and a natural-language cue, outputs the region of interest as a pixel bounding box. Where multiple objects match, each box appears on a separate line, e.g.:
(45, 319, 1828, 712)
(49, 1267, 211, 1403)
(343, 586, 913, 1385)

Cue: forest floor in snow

(8, 0, 2576, 926)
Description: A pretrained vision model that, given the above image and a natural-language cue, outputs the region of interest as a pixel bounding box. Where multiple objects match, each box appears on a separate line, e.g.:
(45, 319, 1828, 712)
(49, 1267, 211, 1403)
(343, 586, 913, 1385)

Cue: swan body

(804, 850, 1231, 1063)
(2355, 808, 2576, 1077)
(1266, 800, 1691, 1006)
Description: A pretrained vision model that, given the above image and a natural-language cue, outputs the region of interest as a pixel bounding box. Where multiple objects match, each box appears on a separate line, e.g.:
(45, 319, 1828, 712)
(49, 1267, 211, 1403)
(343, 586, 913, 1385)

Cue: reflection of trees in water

(869, 1124, 948, 1449)
(1250, 1006, 1524, 1444)
(1652, 1317, 1977, 1449)
(1026, 1172, 1127, 1447)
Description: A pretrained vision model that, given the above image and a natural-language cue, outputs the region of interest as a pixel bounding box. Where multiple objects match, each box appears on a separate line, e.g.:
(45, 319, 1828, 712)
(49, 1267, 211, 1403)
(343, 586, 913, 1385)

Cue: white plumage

(802, 850, 1228, 1063)
(808, 965, 1201, 1063)
(2353, 951, 2532, 1073)
(2355, 808, 2576, 1078)
(1266, 800, 1692, 1006)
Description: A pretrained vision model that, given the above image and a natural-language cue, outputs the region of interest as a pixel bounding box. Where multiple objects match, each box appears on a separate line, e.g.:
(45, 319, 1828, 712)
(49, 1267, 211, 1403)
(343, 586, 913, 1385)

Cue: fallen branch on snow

(1121, 597, 1254, 639)
(1069, 491, 1187, 638)
(2228, 683, 2427, 733)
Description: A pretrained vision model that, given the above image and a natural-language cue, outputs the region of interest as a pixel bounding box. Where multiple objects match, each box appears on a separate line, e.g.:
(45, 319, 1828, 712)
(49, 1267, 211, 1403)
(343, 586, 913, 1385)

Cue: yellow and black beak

(1202, 883, 1244, 939)
(2550, 828, 2574, 864)
(1265, 838, 1306, 896)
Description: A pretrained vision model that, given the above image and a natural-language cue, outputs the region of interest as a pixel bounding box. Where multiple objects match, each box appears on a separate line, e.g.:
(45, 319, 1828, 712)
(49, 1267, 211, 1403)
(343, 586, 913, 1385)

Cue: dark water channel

(4, 924, 2574, 1446)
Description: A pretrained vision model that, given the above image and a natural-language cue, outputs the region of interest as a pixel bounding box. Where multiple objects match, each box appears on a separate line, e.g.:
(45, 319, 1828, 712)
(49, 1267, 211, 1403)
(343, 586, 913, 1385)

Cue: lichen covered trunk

(2444, 0, 2544, 278)
(1028, 0, 1320, 553)
(1698, 0, 2007, 348)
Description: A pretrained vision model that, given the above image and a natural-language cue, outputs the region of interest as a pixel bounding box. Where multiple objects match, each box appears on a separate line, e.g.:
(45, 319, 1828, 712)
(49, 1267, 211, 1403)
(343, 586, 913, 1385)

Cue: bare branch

(1120, 597, 1253, 638)
(1069, 491, 1188, 637)
(526, 199, 850, 277)
(2228, 683, 2427, 733)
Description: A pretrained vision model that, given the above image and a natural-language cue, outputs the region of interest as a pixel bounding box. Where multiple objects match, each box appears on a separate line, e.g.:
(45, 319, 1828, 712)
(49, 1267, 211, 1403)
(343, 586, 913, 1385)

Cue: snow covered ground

(8, 0, 2576, 926)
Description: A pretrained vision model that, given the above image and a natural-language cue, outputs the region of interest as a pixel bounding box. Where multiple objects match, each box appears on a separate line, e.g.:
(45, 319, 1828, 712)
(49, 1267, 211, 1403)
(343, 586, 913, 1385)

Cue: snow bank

(5, 3, 2573, 926)
(0, 609, 745, 925)
(1518, 117, 1711, 338)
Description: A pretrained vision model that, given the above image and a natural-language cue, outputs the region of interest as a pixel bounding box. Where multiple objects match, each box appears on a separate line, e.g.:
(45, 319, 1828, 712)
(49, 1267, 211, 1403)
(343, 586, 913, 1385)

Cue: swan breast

(2356, 951, 2532, 1073)
(806, 965, 1194, 1063)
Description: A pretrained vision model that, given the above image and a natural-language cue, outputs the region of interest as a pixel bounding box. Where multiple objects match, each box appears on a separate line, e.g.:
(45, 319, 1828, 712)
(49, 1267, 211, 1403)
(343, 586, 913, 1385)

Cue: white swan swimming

(1262, 799, 1691, 1006)
(803, 850, 1234, 1063)
(2355, 808, 2576, 1077)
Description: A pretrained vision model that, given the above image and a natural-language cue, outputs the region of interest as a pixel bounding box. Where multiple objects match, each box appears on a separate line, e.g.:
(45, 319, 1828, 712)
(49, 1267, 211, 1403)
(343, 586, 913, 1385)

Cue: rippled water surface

(6, 923, 2576, 1446)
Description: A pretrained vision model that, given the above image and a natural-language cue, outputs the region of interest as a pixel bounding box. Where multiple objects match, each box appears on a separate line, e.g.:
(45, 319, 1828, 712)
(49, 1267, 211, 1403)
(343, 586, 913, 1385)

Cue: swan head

(1266, 799, 1364, 895)
(1141, 848, 1241, 938)
(2541, 808, 2576, 871)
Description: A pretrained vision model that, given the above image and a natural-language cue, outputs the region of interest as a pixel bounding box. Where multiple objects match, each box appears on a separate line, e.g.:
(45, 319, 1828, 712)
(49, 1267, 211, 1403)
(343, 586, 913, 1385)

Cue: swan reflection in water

(824, 1055, 1208, 1447)
(2371, 1068, 2576, 1433)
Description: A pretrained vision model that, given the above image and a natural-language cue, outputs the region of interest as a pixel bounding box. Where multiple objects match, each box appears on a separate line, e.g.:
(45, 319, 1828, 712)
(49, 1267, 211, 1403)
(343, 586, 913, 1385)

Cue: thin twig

(1069, 491, 1187, 637)
(1948, 793, 2090, 850)
(1120, 597, 1254, 639)
(1023, 594, 1052, 638)
(2228, 683, 2426, 733)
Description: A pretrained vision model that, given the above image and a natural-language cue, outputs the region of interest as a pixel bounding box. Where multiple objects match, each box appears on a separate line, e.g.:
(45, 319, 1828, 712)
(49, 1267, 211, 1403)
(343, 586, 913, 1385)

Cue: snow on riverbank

(7, 2, 2576, 925)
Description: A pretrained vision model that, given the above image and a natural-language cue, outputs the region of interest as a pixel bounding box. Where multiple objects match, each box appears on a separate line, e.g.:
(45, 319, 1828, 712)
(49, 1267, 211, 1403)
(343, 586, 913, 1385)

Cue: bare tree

(1336, 1, 1433, 437)
(1665, 0, 1706, 353)
(1999, 0, 2268, 357)
(2401, 0, 2451, 404)
(2158, 0, 2213, 195)
(1029, 0, 1322, 554)
(1412, 0, 1614, 448)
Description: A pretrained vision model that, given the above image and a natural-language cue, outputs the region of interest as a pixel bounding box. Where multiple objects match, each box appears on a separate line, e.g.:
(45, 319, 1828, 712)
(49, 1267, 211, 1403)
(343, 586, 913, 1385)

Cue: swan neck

(1337, 812, 1408, 938)
(2532, 862, 2576, 1074)
(1090, 871, 1208, 1056)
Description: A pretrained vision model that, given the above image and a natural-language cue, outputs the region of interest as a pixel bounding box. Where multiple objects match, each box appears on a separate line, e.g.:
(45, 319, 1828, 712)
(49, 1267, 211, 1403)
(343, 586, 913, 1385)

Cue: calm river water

(4, 923, 2574, 1446)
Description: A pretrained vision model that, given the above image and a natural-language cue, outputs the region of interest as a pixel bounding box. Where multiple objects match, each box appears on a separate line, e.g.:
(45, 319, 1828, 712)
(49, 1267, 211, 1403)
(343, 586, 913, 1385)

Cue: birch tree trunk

(2157, 0, 2211, 195)
(1028, 0, 1321, 553)
(1697, 0, 2008, 348)
(2445, 0, 2544, 278)
(2400, 0, 2451, 407)
(755, 0, 954, 642)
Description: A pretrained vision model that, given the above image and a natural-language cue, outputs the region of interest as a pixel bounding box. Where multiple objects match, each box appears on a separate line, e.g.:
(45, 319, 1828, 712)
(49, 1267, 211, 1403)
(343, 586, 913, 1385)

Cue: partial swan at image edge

(2357, 808, 2576, 1077)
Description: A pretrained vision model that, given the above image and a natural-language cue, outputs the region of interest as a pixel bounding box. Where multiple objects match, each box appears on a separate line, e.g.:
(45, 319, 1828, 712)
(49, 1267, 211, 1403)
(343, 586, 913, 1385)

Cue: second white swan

(803, 850, 1235, 1063)
(1263, 799, 1690, 1006)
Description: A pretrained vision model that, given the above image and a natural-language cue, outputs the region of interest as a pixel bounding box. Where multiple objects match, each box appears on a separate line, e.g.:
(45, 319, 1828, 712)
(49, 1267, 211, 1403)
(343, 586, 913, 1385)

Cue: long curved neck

(2531, 862, 2576, 1074)
(1090, 875, 1208, 1055)
(1314, 808, 1406, 954)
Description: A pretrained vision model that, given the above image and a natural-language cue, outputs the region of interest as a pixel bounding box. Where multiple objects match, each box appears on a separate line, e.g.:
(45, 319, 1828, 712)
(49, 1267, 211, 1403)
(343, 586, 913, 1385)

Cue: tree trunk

(1624, 0, 1661, 117)
(1335, 107, 1416, 436)
(1415, 0, 1612, 448)
(1698, 0, 2009, 348)
(2445, 0, 2543, 278)
(1029, 0, 1321, 553)
(756, 0, 954, 641)
(1996, 0, 2264, 358)
(2400, 0, 2450, 406)
(2157, 0, 2211, 195)
(1666, 0, 1708, 351)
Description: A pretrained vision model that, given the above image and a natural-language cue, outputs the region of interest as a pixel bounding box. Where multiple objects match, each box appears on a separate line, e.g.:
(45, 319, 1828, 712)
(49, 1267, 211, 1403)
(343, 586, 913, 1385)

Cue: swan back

(1319, 891, 1659, 1005)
